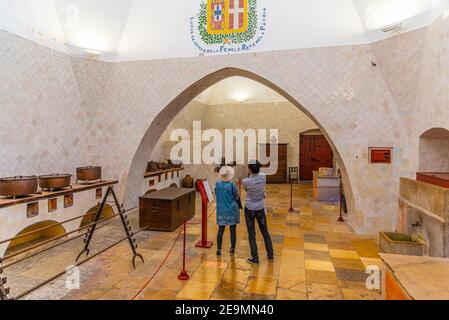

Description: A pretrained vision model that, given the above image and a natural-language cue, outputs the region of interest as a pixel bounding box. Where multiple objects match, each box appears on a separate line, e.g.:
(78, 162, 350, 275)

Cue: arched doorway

(5, 221, 67, 256)
(79, 204, 115, 229)
(419, 128, 449, 172)
(124, 67, 356, 221)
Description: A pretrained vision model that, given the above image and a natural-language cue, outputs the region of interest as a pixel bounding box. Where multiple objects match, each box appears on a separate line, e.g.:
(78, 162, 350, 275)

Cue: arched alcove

(419, 128, 449, 172)
(79, 204, 115, 229)
(124, 67, 357, 222)
(6, 220, 67, 256)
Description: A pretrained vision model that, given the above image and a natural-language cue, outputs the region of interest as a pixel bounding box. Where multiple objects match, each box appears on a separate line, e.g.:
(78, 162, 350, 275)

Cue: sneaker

(230, 248, 235, 257)
(267, 256, 274, 262)
(216, 250, 222, 258)
(247, 258, 259, 265)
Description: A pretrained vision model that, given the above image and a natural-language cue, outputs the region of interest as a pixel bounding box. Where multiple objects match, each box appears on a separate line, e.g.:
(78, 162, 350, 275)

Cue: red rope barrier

(178, 218, 190, 281)
(130, 203, 216, 300)
(337, 169, 345, 222)
(130, 229, 183, 300)
(288, 181, 295, 212)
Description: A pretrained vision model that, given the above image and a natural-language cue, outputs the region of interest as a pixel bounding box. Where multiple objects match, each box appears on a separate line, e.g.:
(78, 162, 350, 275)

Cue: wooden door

(300, 135, 333, 181)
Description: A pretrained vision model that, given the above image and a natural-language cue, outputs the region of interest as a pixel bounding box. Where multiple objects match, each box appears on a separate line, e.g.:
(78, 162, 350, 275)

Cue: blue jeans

(217, 225, 236, 251)
(245, 208, 274, 261)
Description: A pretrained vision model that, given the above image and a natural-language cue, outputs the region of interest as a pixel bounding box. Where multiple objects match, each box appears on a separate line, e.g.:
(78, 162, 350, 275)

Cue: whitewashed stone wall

(0, 185, 113, 257)
(109, 46, 405, 235)
(2, 14, 449, 235)
(419, 137, 449, 172)
(149, 100, 319, 175)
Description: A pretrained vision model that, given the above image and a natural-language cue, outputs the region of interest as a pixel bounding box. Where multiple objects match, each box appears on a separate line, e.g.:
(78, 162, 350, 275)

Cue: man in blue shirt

(243, 160, 274, 265)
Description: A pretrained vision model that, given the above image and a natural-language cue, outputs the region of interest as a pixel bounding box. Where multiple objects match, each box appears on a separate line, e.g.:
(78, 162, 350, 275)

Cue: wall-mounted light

(379, 22, 403, 33)
(83, 48, 103, 59)
(66, 45, 104, 60)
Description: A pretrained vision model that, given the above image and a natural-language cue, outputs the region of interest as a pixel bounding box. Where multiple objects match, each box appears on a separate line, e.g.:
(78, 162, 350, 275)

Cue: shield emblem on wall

(207, 0, 248, 35)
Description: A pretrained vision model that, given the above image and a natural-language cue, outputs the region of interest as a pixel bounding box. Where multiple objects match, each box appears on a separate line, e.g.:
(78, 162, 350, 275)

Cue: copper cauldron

(76, 166, 102, 183)
(0, 176, 38, 197)
(39, 174, 72, 190)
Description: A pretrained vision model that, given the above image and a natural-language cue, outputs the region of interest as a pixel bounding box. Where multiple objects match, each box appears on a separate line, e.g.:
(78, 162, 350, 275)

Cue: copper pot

(147, 161, 159, 173)
(0, 176, 38, 197)
(39, 174, 72, 190)
(76, 166, 102, 183)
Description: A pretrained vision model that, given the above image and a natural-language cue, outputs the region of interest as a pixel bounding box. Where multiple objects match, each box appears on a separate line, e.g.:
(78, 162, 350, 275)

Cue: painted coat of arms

(190, 0, 267, 54)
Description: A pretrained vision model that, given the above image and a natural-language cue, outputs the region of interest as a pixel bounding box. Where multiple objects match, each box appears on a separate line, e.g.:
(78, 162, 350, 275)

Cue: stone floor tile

(190, 266, 226, 283)
(307, 283, 343, 300)
(304, 249, 332, 261)
(140, 289, 178, 300)
(176, 280, 217, 300)
(245, 276, 278, 295)
(304, 242, 329, 252)
(305, 259, 335, 272)
(335, 268, 369, 282)
(331, 258, 366, 270)
(329, 249, 360, 260)
(305, 270, 338, 285)
(351, 240, 380, 258)
(212, 288, 244, 300)
(276, 288, 307, 300)
(304, 234, 327, 244)
(242, 293, 276, 300)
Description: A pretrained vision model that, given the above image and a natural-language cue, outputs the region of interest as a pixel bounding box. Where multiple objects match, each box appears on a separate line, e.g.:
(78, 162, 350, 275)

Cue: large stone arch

(123, 67, 357, 225)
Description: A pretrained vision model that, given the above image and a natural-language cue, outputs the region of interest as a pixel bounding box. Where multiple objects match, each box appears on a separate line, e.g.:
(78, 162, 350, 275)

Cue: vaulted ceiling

(195, 76, 287, 105)
(1, 0, 448, 61)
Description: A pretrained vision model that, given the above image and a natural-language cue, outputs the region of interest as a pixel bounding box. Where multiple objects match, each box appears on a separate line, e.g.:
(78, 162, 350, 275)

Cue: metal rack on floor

(0, 258, 11, 300)
(76, 185, 144, 269)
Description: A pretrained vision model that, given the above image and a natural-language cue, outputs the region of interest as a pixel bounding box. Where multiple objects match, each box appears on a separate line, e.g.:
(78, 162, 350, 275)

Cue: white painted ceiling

(195, 76, 287, 105)
(1, 0, 448, 61)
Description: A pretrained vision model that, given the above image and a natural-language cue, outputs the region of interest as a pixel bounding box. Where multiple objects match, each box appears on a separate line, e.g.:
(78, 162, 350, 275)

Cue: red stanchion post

(195, 200, 213, 248)
(195, 181, 213, 248)
(337, 169, 345, 222)
(178, 218, 190, 280)
(288, 181, 295, 212)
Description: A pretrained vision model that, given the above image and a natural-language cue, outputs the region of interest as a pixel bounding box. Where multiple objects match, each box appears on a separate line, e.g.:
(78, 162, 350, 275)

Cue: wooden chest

(139, 188, 196, 231)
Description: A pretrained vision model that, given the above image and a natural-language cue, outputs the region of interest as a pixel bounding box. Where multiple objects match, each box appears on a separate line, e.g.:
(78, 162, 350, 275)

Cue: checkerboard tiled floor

(14, 183, 383, 300)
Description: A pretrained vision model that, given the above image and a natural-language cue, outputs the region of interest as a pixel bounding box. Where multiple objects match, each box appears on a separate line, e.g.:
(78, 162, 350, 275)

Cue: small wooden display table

(312, 171, 340, 202)
(139, 188, 196, 231)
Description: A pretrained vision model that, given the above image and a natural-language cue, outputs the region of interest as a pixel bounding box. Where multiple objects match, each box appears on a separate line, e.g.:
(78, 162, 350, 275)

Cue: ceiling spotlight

(67, 45, 104, 60)
(379, 22, 403, 33)
(83, 49, 103, 60)
(232, 91, 250, 102)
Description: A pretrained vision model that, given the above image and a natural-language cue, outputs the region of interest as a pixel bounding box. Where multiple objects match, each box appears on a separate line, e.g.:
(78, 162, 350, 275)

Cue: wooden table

(139, 188, 196, 231)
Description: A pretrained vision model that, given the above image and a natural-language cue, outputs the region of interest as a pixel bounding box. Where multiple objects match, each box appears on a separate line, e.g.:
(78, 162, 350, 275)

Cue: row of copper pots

(0, 166, 102, 197)
(146, 160, 183, 173)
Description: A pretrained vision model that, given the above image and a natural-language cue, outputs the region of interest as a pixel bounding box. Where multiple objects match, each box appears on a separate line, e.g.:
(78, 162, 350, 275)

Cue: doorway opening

(419, 127, 449, 173)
